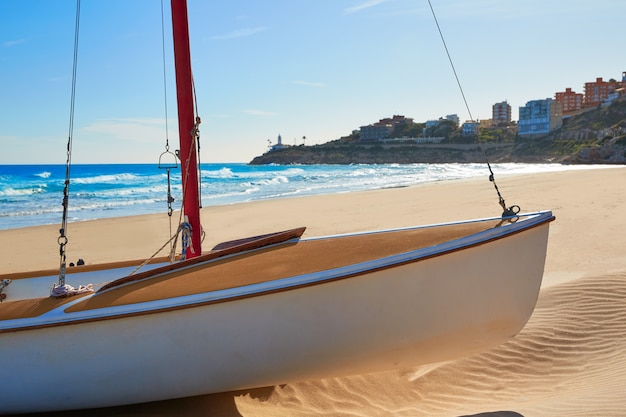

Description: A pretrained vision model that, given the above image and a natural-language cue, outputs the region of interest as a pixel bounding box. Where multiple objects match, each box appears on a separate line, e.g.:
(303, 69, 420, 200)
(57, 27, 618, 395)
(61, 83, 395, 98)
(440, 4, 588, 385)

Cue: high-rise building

(584, 77, 619, 107)
(555, 87, 584, 114)
(492, 101, 511, 124)
(518, 98, 562, 136)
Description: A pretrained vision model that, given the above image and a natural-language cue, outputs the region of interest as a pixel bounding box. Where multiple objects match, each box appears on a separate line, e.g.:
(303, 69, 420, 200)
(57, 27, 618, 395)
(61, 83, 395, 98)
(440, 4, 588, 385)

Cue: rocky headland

(250, 96, 626, 165)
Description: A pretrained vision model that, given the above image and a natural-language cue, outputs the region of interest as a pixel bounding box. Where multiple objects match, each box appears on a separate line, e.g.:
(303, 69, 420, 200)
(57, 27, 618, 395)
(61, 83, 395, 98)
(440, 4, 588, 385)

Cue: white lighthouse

(270, 133, 289, 151)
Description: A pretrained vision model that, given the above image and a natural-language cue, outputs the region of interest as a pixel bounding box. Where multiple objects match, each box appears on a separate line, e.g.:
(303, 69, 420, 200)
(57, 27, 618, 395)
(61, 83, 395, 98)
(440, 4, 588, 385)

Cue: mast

(171, 0, 201, 258)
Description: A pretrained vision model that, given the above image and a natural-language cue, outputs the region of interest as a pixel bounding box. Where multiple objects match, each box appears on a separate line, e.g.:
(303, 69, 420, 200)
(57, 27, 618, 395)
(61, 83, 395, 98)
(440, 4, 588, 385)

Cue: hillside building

(360, 124, 394, 142)
(445, 114, 460, 126)
(359, 115, 413, 142)
(518, 98, 562, 137)
(555, 87, 584, 114)
(461, 121, 479, 136)
(492, 101, 511, 124)
(584, 77, 620, 107)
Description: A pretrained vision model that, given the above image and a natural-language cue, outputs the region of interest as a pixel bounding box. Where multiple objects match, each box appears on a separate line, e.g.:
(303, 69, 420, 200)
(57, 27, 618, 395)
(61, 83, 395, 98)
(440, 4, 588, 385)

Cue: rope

(57, 0, 81, 287)
(174, 119, 200, 259)
(427, 0, 519, 218)
(192, 77, 203, 207)
(159, 0, 170, 150)
(191, 77, 205, 243)
(159, 0, 178, 251)
(127, 233, 177, 276)
(51, 283, 94, 299)
(127, 118, 202, 276)
(157, 84, 200, 260)
(166, 118, 202, 261)
(166, 169, 175, 216)
(179, 221, 194, 261)
(126, 218, 194, 276)
(129, 29, 205, 274)
(0, 279, 11, 302)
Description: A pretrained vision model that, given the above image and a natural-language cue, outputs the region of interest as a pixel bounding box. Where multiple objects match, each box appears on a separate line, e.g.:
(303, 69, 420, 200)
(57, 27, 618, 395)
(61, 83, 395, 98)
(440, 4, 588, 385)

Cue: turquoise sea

(0, 162, 604, 230)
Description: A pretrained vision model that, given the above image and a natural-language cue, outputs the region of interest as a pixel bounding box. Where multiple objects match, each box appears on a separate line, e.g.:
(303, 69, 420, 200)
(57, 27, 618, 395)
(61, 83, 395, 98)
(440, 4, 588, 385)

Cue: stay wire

(58, 0, 81, 286)
(160, 0, 175, 250)
(192, 75, 203, 208)
(427, 0, 516, 217)
(160, 0, 170, 150)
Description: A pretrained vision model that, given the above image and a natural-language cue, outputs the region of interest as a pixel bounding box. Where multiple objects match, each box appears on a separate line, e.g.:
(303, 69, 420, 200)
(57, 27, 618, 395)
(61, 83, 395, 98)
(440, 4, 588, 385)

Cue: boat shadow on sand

(22, 387, 524, 417)
(24, 387, 271, 417)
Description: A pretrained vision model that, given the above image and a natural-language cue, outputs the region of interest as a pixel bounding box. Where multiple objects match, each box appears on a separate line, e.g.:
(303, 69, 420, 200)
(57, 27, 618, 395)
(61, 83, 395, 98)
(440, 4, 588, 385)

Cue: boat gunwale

(0, 227, 307, 282)
(0, 211, 554, 333)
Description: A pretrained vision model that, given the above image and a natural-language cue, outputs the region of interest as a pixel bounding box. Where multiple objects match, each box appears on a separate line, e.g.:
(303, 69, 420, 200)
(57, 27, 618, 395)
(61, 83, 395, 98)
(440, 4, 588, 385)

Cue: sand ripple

(23, 272, 626, 417)
(234, 272, 626, 416)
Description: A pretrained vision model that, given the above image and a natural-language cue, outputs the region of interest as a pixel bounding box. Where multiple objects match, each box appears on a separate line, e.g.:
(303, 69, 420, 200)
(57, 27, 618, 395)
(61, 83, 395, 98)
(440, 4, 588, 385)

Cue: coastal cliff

(250, 97, 626, 165)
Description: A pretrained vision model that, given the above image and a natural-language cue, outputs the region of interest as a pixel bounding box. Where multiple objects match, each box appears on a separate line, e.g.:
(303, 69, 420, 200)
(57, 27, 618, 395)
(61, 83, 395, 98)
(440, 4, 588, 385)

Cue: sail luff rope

(192, 75, 203, 211)
(190, 75, 206, 243)
(427, 0, 517, 217)
(57, 0, 81, 287)
(160, 0, 176, 250)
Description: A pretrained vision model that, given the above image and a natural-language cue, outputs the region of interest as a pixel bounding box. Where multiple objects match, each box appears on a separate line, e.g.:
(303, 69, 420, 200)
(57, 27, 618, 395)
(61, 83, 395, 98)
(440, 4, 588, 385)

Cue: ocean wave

(2, 162, 620, 230)
(71, 198, 160, 211)
(0, 186, 47, 196)
(241, 175, 290, 188)
(73, 184, 173, 198)
(281, 167, 306, 176)
(72, 173, 141, 184)
(34, 171, 52, 178)
(201, 167, 233, 179)
(0, 204, 62, 217)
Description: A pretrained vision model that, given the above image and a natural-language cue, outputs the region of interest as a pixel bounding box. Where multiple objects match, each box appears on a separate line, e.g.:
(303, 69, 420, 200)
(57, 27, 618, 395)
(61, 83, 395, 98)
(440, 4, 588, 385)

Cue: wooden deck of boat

(71, 220, 502, 312)
(1, 220, 502, 322)
(0, 295, 86, 322)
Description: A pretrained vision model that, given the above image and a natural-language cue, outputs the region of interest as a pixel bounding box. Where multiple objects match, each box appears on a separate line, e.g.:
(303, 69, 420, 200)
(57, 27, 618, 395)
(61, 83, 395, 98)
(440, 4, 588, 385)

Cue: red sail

(171, 0, 201, 258)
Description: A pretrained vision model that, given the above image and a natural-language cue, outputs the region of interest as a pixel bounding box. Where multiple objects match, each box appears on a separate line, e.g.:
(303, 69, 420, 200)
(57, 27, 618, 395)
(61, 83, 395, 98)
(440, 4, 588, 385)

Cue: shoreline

(2, 166, 626, 415)
(2, 166, 624, 279)
(0, 162, 618, 232)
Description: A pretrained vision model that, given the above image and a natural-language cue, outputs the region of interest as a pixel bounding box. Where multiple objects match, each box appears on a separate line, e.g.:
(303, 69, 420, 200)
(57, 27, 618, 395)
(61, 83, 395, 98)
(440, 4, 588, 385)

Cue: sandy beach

(2, 166, 626, 416)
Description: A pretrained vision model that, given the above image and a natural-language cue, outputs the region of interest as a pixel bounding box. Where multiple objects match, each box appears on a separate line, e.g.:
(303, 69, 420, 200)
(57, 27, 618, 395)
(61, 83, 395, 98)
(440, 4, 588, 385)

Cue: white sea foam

(72, 173, 140, 184)
(0, 162, 619, 230)
(0, 187, 46, 196)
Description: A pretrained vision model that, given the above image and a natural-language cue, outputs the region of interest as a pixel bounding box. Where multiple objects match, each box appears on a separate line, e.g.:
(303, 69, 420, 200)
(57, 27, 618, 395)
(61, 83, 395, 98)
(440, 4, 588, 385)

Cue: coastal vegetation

(250, 96, 626, 165)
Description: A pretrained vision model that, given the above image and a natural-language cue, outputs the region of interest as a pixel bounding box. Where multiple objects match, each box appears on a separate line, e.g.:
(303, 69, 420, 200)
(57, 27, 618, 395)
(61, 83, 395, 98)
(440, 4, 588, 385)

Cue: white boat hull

(0, 213, 551, 413)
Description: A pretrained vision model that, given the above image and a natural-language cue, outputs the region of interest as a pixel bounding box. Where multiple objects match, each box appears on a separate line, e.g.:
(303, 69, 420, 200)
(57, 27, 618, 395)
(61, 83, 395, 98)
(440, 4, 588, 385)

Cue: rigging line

(58, 0, 81, 287)
(427, 0, 514, 216)
(160, 0, 175, 251)
(191, 74, 203, 209)
(160, 0, 171, 149)
(130, 132, 198, 274)
(166, 128, 199, 263)
(427, 0, 473, 123)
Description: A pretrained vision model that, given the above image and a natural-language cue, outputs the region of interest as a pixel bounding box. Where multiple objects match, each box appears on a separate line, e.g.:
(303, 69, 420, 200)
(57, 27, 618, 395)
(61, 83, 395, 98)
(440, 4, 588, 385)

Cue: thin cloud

(81, 118, 172, 142)
(3, 38, 27, 47)
(289, 80, 326, 88)
(243, 109, 277, 117)
(344, 0, 390, 14)
(209, 27, 267, 40)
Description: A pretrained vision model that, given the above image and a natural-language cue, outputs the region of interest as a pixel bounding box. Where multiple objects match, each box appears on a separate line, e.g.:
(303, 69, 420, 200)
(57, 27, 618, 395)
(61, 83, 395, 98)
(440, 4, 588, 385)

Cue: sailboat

(0, 0, 554, 414)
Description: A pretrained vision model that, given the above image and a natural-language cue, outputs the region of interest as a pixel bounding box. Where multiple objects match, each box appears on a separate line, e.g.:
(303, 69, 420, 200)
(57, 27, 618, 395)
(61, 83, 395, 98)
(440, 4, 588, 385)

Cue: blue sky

(1, 0, 624, 164)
